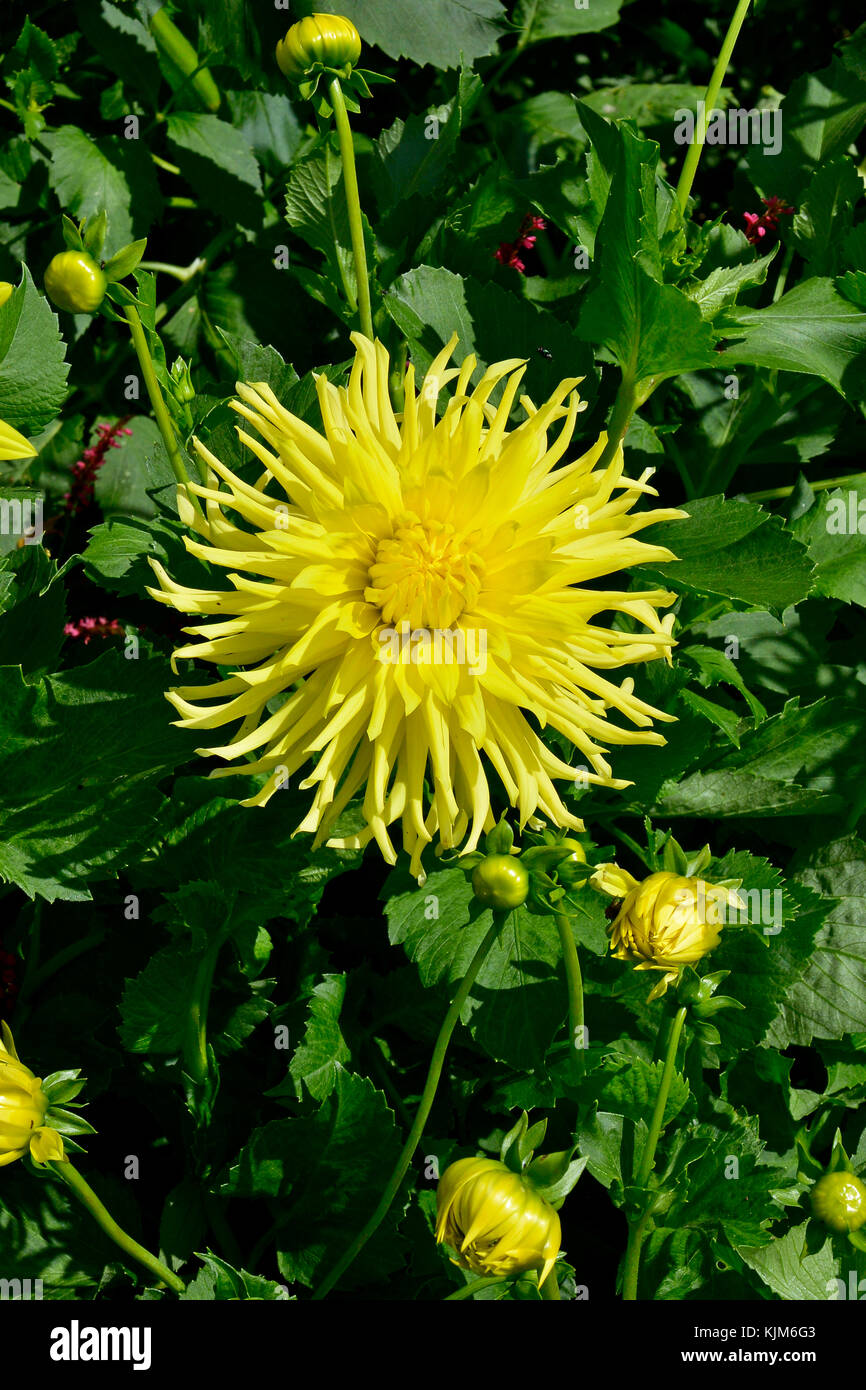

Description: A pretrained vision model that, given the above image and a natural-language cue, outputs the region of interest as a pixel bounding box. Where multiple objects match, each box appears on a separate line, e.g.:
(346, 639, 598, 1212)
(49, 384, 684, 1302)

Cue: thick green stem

(554, 912, 585, 1081)
(621, 1206, 653, 1303)
(313, 910, 508, 1299)
(52, 1162, 185, 1294)
(149, 6, 221, 112)
(597, 376, 638, 473)
(675, 0, 754, 216)
(622, 1006, 688, 1300)
(328, 77, 374, 340)
(123, 304, 191, 494)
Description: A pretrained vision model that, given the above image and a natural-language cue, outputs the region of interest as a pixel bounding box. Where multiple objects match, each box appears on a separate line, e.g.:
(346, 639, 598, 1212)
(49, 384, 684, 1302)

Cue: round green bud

(44, 251, 107, 315)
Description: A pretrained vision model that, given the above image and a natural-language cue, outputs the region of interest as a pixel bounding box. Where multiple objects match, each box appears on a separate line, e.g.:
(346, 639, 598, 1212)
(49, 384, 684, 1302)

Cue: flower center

(366, 517, 483, 629)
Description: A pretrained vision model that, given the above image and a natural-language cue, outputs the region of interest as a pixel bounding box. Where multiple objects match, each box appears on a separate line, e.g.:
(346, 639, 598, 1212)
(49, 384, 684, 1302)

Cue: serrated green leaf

(0, 266, 68, 433)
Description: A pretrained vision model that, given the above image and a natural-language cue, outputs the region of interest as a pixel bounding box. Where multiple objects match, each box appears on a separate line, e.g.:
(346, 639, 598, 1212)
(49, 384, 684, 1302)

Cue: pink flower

(63, 616, 124, 644)
(742, 196, 793, 249)
(65, 418, 133, 514)
(494, 213, 547, 275)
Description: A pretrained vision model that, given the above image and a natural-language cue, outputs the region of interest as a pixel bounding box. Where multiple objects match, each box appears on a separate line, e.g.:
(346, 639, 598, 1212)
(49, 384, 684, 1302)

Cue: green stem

(622, 1006, 688, 1300)
(675, 0, 754, 216)
(139, 258, 205, 282)
(328, 77, 374, 340)
(123, 304, 191, 495)
(445, 1274, 513, 1300)
(621, 1205, 653, 1303)
(28, 930, 106, 995)
(539, 1270, 561, 1300)
(186, 934, 225, 1085)
(313, 910, 509, 1299)
(52, 1162, 185, 1294)
(149, 6, 221, 112)
(554, 912, 585, 1081)
(597, 375, 638, 473)
(746, 472, 866, 503)
(607, 823, 654, 872)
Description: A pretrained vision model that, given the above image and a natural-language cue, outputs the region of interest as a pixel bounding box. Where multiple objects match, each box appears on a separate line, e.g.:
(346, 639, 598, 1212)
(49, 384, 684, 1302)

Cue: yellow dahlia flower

(436, 1156, 561, 1288)
(148, 334, 683, 875)
(0, 1022, 66, 1167)
(601, 869, 744, 999)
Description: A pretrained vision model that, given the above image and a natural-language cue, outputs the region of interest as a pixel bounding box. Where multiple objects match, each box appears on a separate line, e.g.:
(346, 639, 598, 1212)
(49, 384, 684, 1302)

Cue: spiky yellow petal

(153, 335, 683, 873)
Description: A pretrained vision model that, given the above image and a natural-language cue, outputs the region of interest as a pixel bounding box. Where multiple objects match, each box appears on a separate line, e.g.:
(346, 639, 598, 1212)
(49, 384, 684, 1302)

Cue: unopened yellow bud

(605, 870, 743, 999)
(435, 1156, 561, 1289)
(0, 1022, 65, 1167)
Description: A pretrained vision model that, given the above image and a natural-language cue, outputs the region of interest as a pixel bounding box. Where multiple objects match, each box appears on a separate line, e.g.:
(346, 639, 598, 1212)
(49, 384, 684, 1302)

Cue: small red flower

(65, 418, 133, 514)
(64, 616, 124, 645)
(742, 195, 793, 249)
(495, 213, 547, 275)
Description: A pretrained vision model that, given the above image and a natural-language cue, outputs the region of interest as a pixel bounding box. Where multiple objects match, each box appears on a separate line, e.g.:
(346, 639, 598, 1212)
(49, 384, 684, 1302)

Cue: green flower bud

(44, 251, 107, 315)
(471, 854, 529, 911)
(276, 14, 362, 83)
(811, 1172, 866, 1233)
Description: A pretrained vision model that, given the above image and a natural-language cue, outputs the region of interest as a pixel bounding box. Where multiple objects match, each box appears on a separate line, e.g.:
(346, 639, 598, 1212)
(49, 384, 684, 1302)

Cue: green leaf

(225, 90, 303, 173)
(289, 974, 352, 1101)
(285, 146, 371, 306)
(385, 866, 565, 1069)
(720, 277, 866, 403)
(738, 1224, 839, 1300)
(0, 266, 68, 433)
(709, 698, 866, 812)
(373, 70, 480, 211)
(93, 416, 171, 519)
(82, 513, 198, 595)
(791, 159, 862, 277)
(516, 0, 622, 43)
(42, 126, 161, 257)
(686, 248, 776, 321)
(182, 1251, 292, 1301)
(587, 1053, 690, 1127)
(166, 113, 262, 229)
(224, 1070, 406, 1289)
(385, 264, 595, 403)
(0, 546, 66, 675)
(638, 494, 814, 614)
(576, 122, 717, 382)
(119, 945, 198, 1053)
(314, 0, 505, 70)
(77, 0, 163, 106)
(792, 480, 866, 607)
(0, 650, 192, 901)
(664, 1117, 780, 1249)
(746, 55, 866, 202)
(768, 837, 866, 1046)
(708, 851, 825, 1050)
(134, 778, 361, 928)
(217, 334, 299, 401)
